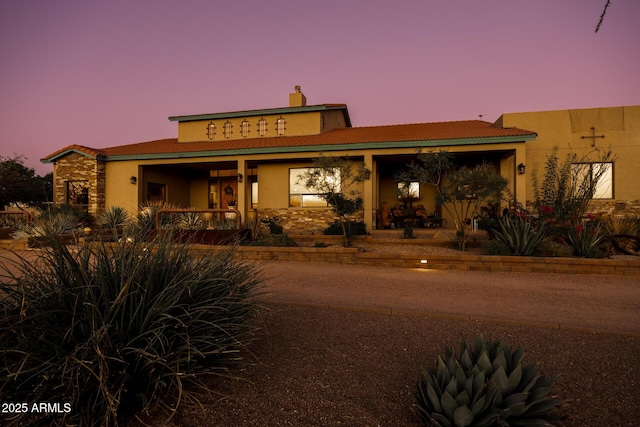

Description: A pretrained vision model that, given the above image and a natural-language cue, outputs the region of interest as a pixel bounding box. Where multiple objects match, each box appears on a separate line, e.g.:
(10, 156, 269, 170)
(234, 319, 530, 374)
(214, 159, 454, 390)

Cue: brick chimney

(289, 85, 307, 107)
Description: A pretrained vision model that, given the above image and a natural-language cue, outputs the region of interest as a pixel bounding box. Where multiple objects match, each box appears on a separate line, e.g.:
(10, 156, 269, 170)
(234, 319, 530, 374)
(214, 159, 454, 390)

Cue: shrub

(42, 204, 91, 226)
(97, 206, 131, 229)
(564, 222, 606, 258)
(261, 216, 283, 235)
(414, 335, 562, 427)
(602, 214, 640, 237)
(178, 211, 207, 230)
(492, 215, 548, 256)
(12, 210, 84, 239)
(248, 233, 298, 247)
(324, 220, 367, 237)
(480, 240, 512, 255)
(0, 229, 264, 426)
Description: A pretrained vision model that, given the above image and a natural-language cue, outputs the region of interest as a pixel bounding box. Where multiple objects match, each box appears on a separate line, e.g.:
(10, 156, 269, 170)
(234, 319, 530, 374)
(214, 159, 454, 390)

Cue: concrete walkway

(260, 261, 640, 336)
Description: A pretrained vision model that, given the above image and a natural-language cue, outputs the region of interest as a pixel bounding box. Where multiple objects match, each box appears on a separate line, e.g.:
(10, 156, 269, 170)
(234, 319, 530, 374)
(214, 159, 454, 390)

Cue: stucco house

(42, 87, 639, 233)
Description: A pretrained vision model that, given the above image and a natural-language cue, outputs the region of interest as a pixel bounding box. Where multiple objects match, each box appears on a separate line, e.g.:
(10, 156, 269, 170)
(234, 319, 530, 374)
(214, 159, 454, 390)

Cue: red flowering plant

(564, 214, 606, 258)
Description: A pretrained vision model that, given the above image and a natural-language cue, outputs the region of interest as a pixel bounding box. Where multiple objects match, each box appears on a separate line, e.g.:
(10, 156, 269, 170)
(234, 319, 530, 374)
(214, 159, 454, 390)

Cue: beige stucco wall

(500, 106, 640, 207)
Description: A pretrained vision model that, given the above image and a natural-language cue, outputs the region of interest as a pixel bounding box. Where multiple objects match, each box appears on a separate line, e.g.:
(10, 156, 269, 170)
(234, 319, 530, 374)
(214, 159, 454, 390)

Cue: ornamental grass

(0, 228, 264, 426)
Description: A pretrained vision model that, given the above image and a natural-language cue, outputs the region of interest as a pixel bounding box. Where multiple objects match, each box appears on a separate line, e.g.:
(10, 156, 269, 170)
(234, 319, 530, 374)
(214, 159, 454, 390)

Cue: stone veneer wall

(54, 153, 105, 220)
(258, 208, 364, 235)
(586, 200, 640, 217)
(526, 199, 640, 218)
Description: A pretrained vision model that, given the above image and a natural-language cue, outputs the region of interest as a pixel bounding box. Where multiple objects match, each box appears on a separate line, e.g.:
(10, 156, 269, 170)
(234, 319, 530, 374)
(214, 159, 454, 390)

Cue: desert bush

(136, 200, 179, 233)
(248, 232, 298, 247)
(97, 206, 131, 229)
(480, 240, 512, 255)
(602, 214, 640, 236)
(0, 229, 264, 426)
(324, 220, 367, 237)
(564, 221, 606, 258)
(492, 215, 548, 256)
(414, 335, 562, 427)
(42, 203, 91, 226)
(261, 216, 283, 235)
(178, 211, 208, 230)
(11, 210, 83, 239)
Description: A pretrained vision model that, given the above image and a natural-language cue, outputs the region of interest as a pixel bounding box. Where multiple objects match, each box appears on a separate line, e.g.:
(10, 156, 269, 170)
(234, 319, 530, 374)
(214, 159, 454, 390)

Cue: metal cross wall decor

(581, 127, 605, 146)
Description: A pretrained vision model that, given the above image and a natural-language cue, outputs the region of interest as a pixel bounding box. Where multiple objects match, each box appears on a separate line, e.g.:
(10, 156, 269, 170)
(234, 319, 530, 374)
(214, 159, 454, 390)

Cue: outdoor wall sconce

(237, 173, 243, 182)
(517, 163, 526, 175)
(364, 169, 371, 180)
(130, 176, 137, 185)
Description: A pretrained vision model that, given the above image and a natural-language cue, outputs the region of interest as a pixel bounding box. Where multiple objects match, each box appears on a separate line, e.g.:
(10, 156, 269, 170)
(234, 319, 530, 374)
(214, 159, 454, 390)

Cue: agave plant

(492, 215, 548, 256)
(414, 335, 562, 427)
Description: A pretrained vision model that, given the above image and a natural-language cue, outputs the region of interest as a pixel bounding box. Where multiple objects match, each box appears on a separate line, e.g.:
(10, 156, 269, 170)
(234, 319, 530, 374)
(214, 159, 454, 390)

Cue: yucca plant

(11, 211, 83, 239)
(178, 211, 208, 230)
(492, 215, 548, 256)
(97, 206, 131, 229)
(414, 335, 563, 427)
(0, 228, 264, 426)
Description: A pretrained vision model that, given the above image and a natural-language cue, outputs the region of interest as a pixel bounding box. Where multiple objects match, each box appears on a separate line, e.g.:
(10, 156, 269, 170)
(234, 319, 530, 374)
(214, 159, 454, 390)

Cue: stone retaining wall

(3, 239, 638, 276)
(222, 247, 640, 276)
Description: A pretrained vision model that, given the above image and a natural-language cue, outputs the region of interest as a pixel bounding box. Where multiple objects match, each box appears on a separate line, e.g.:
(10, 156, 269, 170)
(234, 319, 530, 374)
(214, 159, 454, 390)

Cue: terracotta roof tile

(43, 121, 536, 161)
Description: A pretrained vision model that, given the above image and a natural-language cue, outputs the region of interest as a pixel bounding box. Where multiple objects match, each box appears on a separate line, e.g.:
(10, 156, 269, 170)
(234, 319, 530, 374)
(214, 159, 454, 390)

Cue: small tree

(533, 147, 615, 226)
(299, 156, 370, 246)
(397, 151, 509, 251)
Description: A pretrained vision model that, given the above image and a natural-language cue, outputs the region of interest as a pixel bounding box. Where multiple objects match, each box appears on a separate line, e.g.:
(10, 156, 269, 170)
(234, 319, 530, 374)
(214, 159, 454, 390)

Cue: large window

(289, 167, 340, 207)
(397, 182, 420, 199)
(572, 162, 613, 199)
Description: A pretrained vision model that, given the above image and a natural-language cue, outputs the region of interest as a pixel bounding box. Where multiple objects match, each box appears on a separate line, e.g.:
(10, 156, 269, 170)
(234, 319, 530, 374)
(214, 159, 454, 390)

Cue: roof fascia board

(169, 104, 347, 122)
(101, 135, 534, 162)
(42, 149, 103, 164)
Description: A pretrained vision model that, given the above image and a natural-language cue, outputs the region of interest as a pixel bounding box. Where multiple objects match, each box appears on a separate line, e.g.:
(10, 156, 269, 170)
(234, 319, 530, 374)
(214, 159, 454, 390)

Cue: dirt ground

(3, 250, 639, 426)
(137, 261, 640, 427)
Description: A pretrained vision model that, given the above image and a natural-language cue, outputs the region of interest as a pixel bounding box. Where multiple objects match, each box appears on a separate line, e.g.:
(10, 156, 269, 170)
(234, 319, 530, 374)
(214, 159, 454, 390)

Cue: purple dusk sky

(1, 0, 638, 176)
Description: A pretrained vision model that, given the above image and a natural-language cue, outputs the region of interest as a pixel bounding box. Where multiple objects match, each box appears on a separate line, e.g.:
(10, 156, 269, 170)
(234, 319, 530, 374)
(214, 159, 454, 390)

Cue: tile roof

(43, 120, 536, 162)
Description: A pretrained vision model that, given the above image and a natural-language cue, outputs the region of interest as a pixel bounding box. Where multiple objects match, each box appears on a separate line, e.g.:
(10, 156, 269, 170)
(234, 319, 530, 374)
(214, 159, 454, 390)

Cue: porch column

(237, 158, 247, 223)
(363, 153, 374, 231)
